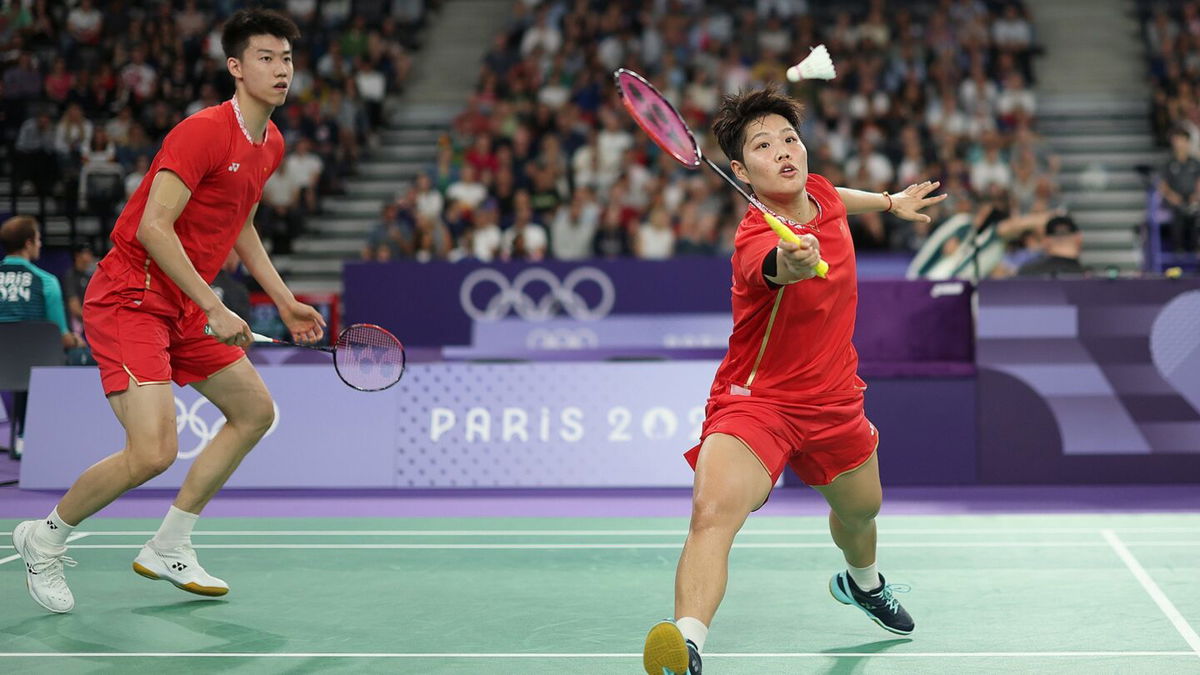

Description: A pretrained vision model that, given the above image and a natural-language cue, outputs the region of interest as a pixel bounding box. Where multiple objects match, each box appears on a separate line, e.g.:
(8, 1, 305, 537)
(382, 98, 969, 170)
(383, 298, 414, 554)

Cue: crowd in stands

(3, 0, 423, 253)
(1144, 0, 1200, 256)
(363, 0, 1064, 267)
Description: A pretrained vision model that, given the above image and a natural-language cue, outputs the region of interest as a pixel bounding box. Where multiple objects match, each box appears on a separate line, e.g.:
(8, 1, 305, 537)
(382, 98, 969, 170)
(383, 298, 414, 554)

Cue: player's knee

(125, 446, 177, 485)
(233, 392, 275, 436)
(834, 499, 881, 527)
(690, 495, 747, 535)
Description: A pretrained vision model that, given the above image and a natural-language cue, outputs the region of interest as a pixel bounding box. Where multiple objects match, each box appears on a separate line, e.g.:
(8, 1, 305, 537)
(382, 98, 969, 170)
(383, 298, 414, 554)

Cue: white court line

(1103, 530, 1200, 658)
(0, 532, 88, 566)
(0, 651, 1193, 659)
(2, 526, 1199, 537)
(1, 540, 1199, 551)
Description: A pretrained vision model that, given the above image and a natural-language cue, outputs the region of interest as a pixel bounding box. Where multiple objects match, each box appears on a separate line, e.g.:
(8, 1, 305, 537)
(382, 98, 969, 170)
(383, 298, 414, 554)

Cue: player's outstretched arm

(234, 203, 325, 343)
(836, 181, 947, 221)
(137, 170, 250, 346)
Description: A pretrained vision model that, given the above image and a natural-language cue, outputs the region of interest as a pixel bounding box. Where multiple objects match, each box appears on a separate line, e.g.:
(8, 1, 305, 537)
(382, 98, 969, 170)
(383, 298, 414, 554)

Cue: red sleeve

(156, 114, 231, 192)
(732, 216, 779, 291)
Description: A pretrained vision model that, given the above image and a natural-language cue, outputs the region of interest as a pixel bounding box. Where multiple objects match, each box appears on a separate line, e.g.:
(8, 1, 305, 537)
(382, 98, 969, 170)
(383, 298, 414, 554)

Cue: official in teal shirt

(0, 215, 81, 348)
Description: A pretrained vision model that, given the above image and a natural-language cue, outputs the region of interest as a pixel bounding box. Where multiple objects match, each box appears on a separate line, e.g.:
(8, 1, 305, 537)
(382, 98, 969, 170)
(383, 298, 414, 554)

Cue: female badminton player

(11, 9, 325, 613)
(643, 86, 945, 674)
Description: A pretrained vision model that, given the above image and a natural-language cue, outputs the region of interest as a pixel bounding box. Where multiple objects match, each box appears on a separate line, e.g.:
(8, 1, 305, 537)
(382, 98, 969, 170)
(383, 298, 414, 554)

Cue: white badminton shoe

(12, 519, 77, 613)
(132, 541, 229, 597)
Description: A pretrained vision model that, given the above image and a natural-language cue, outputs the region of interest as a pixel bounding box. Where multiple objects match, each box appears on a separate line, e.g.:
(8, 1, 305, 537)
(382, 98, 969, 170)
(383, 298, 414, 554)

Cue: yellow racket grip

(765, 213, 830, 279)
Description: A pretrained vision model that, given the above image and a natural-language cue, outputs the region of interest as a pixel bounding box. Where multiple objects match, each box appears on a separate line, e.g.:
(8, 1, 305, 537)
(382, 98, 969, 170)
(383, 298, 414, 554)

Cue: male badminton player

(643, 87, 945, 674)
(12, 8, 325, 613)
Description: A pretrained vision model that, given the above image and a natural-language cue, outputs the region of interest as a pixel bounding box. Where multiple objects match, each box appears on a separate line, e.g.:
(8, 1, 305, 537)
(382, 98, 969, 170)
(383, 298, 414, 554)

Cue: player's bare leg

(817, 451, 914, 634)
(131, 358, 274, 597)
(13, 377, 177, 612)
(644, 433, 773, 674)
(175, 358, 274, 512)
(59, 378, 180, 523)
(815, 451, 881, 569)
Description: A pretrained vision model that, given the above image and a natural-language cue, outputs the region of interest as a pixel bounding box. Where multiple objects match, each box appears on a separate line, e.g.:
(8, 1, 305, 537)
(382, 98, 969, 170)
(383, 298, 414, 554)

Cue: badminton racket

(614, 67, 829, 278)
(205, 322, 406, 392)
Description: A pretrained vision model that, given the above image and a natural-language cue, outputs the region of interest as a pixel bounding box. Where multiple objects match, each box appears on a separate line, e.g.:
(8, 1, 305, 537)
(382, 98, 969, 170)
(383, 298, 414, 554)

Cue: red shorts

(83, 258, 245, 396)
(684, 388, 878, 487)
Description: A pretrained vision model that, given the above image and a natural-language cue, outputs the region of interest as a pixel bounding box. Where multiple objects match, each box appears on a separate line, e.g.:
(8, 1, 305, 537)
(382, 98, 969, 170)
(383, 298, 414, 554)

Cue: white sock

(676, 616, 708, 653)
(848, 562, 881, 591)
(151, 506, 199, 549)
(35, 507, 74, 549)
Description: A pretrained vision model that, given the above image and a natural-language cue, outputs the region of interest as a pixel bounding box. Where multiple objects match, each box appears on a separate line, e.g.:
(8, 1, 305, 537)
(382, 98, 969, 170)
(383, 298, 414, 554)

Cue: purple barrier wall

(977, 279, 1200, 483)
(344, 260, 974, 374)
(21, 361, 974, 489)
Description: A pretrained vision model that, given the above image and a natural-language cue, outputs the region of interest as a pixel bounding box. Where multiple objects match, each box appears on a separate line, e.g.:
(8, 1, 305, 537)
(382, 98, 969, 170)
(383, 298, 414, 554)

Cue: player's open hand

(889, 180, 948, 223)
(280, 300, 326, 344)
(778, 233, 821, 279)
(206, 305, 253, 347)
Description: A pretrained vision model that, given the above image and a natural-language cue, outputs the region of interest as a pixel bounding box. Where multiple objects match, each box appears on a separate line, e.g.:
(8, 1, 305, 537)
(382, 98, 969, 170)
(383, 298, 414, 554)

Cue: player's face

(232, 34, 293, 107)
(732, 114, 809, 198)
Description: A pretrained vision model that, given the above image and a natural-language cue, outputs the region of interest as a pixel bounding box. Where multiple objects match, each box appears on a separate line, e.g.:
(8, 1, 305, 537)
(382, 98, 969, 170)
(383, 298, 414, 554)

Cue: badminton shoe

(133, 541, 229, 596)
(12, 519, 76, 613)
(830, 571, 914, 635)
(643, 620, 702, 674)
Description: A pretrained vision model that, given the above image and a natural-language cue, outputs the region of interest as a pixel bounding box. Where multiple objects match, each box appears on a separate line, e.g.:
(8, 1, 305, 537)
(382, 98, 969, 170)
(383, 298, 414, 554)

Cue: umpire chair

(0, 321, 65, 458)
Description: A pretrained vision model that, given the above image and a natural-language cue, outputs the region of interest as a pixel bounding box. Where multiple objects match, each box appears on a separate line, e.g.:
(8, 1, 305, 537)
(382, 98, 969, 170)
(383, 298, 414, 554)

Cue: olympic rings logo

(525, 327, 600, 350)
(459, 267, 616, 321)
(174, 396, 281, 460)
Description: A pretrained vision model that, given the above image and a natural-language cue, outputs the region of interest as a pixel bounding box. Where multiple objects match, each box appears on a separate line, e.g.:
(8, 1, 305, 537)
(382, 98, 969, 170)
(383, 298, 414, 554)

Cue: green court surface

(2, 514, 1199, 673)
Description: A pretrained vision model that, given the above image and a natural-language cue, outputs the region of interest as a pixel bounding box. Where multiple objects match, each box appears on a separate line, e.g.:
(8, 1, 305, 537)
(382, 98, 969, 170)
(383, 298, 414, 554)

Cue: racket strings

(334, 325, 406, 391)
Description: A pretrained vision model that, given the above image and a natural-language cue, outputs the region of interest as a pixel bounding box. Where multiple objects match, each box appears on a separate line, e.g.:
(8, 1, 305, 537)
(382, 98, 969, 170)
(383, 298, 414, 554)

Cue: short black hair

(712, 86, 805, 165)
(1045, 215, 1079, 237)
(221, 8, 300, 61)
(0, 215, 39, 253)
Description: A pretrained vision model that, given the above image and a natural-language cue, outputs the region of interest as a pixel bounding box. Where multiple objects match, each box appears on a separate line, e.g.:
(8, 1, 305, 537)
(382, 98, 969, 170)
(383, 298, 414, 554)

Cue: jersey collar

(230, 95, 267, 146)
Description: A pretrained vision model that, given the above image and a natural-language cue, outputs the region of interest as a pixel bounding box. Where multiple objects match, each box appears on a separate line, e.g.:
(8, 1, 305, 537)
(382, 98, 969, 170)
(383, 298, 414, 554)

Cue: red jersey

(709, 173, 864, 401)
(108, 100, 284, 306)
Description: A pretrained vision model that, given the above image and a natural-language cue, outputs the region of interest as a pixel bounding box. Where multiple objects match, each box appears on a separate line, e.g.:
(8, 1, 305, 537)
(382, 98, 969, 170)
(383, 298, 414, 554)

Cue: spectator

(446, 164, 489, 211)
(209, 250, 253, 326)
(62, 245, 96, 334)
(0, 216, 81, 349)
(283, 137, 324, 214)
(1158, 126, 1200, 253)
(550, 187, 600, 261)
(502, 191, 548, 260)
(362, 202, 411, 261)
(260, 167, 305, 255)
(14, 109, 58, 211)
(635, 206, 676, 260)
(414, 171, 445, 223)
(1018, 215, 1086, 276)
(593, 204, 632, 258)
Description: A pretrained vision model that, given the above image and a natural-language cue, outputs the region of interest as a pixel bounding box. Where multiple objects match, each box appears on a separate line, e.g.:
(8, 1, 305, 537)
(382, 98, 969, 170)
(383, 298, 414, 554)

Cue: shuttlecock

(786, 44, 836, 82)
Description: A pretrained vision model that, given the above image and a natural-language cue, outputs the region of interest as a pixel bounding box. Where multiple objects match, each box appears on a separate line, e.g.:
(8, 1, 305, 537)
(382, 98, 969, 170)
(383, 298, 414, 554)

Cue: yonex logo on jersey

(227, 163, 240, 172)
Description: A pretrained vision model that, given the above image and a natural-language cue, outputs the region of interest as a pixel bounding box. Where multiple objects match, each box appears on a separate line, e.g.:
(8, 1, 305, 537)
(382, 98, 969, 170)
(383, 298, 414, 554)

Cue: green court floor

(2, 514, 1199, 673)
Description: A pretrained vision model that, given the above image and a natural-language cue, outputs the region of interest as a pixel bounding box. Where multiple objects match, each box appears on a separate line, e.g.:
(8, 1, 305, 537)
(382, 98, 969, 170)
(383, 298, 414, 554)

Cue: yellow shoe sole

(132, 562, 229, 597)
(643, 620, 689, 675)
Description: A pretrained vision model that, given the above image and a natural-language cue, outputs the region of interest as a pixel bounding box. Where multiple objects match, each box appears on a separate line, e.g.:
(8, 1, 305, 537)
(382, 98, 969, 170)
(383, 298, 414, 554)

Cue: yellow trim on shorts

(122, 364, 170, 386)
(744, 288, 786, 388)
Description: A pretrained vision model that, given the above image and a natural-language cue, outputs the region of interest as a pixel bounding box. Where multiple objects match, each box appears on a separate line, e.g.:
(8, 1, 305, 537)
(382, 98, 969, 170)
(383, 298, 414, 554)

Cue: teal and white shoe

(830, 571, 914, 635)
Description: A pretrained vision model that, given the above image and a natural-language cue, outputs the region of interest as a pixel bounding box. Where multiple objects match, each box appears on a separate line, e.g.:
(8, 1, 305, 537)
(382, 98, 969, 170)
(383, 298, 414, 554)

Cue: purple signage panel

(977, 279, 1200, 483)
(20, 366, 398, 489)
(20, 362, 719, 489)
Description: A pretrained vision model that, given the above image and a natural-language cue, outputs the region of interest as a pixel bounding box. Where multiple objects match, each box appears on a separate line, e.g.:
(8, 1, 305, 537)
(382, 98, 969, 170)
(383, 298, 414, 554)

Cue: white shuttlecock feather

(786, 44, 836, 82)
